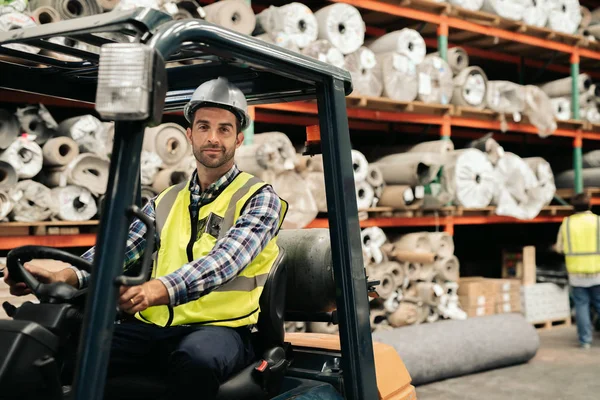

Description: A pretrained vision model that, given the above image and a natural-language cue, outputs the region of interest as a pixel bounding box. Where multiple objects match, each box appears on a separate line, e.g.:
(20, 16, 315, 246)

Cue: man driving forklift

(4, 76, 288, 400)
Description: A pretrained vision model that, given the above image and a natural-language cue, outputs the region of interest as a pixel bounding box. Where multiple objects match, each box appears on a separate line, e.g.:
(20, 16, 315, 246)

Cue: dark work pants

(106, 321, 255, 400)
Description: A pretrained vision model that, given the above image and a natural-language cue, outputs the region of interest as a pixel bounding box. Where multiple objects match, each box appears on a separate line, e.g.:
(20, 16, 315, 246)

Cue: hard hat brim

(184, 101, 251, 131)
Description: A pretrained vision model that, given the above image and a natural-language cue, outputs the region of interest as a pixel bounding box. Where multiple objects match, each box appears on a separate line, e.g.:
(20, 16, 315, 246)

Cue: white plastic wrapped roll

(482, 0, 525, 21)
(362, 227, 388, 265)
(583, 105, 600, 124)
(255, 3, 318, 49)
(0, 13, 39, 54)
(352, 150, 369, 183)
(58, 115, 108, 157)
(62, 153, 110, 196)
(0, 138, 43, 179)
(550, 97, 571, 121)
(524, 157, 556, 206)
(486, 81, 526, 114)
(452, 66, 488, 109)
(0, 161, 17, 191)
(344, 47, 383, 97)
(547, 0, 582, 34)
(304, 171, 328, 212)
(375, 152, 445, 186)
(314, 3, 365, 55)
(445, 47, 469, 74)
(368, 28, 426, 65)
(0, 190, 12, 220)
(366, 165, 384, 188)
(255, 32, 300, 52)
(202, 0, 256, 35)
(538, 73, 591, 98)
(51, 186, 98, 221)
(523, 0, 549, 27)
(448, 0, 484, 10)
(524, 85, 557, 138)
(8, 180, 56, 222)
(407, 140, 454, 154)
(140, 150, 163, 186)
(267, 170, 318, 229)
(301, 39, 345, 68)
(373, 52, 418, 102)
(356, 180, 374, 210)
(442, 149, 497, 208)
(417, 55, 454, 105)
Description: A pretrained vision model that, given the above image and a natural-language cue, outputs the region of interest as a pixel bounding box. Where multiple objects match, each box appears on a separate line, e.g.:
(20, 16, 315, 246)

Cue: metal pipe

(574, 135, 583, 194)
(437, 21, 448, 62)
(571, 53, 580, 120)
(317, 77, 379, 400)
(71, 121, 145, 400)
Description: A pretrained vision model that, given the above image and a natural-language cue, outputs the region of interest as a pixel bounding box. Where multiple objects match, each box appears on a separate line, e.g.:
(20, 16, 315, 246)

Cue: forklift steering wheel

(6, 245, 92, 304)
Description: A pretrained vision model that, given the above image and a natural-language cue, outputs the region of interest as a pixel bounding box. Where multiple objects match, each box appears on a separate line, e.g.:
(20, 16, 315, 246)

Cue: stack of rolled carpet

(555, 148, 600, 189)
(539, 73, 600, 124)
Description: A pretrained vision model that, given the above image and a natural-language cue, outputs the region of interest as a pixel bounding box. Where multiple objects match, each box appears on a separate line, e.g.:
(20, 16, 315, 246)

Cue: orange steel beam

(334, 0, 600, 61)
(0, 234, 96, 250)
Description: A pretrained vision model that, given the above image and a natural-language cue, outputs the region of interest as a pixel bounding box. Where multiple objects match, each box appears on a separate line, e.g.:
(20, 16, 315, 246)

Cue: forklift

(0, 8, 415, 400)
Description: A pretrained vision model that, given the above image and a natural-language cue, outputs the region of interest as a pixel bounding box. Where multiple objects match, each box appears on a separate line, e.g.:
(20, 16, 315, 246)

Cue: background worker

(4, 77, 288, 399)
(555, 193, 600, 349)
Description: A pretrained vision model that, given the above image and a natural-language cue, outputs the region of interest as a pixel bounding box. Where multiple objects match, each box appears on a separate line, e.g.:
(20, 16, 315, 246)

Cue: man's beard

(193, 144, 235, 169)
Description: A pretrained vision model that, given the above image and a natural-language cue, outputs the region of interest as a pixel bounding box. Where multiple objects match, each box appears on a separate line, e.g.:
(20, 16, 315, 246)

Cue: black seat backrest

(256, 248, 287, 349)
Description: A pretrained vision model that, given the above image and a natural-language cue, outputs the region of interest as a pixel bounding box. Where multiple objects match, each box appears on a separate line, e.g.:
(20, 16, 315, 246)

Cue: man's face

(186, 107, 244, 169)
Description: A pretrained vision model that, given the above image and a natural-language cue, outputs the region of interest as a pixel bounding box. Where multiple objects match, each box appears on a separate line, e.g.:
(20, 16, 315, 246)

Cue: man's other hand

(118, 280, 169, 314)
(3, 263, 78, 296)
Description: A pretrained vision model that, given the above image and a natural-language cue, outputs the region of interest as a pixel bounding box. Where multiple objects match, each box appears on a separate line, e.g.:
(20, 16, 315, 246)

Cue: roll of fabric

(375, 152, 445, 186)
(368, 28, 426, 65)
(468, 133, 505, 166)
(307, 322, 339, 335)
(42, 136, 79, 167)
(366, 165, 384, 188)
(523, 157, 556, 206)
(482, 0, 525, 21)
(301, 39, 345, 69)
(202, 0, 256, 35)
(143, 123, 190, 167)
(452, 66, 488, 109)
(8, 180, 56, 222)
(29, 0, 102, 19)
(429, 232, 454, 259)
(58, 115, 108, 157)
(448, 0, 484, 10)
(523, 0, 549, 27)
(486, 81, 526, 114)
(417, 55, 454, 105)
(31, 6, 61, 24)
(432, 47, 469, 75)
(524, 85, 557, 138)
(394, 232, 432, 253)
(0, 138, 43, 179)
(314, 3, 365, 55)
(434, 256, 460, 282)
(255, 3, 318, 49)
(40, 167, 65, 188)
(583, 105, 600, 124)
(378, 185, 422, 209)
(0, 12, 39, 54)
(97, 0, 119, 11)
(556, 168, 600, 188)
(366, 265, 396, 299)
(388, 301, 420, 327)
(579, 89, 596, 108)
(151, 167, 189, 194)
(418, 264, 437, 282)
(382, 261, 406, 289)
(140, 150, 163, 186)
(235, 131, 296, 177)
(550, 97, 571, 121)
(582, 150, 600, 168)
(373, 52, 418, 102)
(15, 104, 57, 145)
(361, 227, 387, 265)
(264, 170, 318, 229)
(442, 149, 497, 208)
(255, 32, 300, 52)
(177, 155, 196, 178)
(0, 109, 20, 151)
(0, 161, 17, 191)
(0, 190, 13, 220)
(405, 262, 423, 282)
(356, 180, 374, 210)
(351, 150, 369, 183)
(63, 153, 110, 196)
(51, 185, 97, 221)
(416, 282, 441, 306)
(344, 47, 383, 97)
(304, 171, 327, 212)
(407, 140, 454, 154)
(538, 73, 592, 98)
(494, 152, 544, 220)
(141, 186, 157, 207)
(369, 307, 390, 331)
(547, 0, 582, 34)
(580, 5, 592, 28)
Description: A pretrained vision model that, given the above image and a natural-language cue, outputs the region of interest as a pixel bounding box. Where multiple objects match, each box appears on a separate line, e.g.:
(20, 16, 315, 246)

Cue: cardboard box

(495, 291, 521, 304)
(487, 278, 521, 294)
(465, 304, 495, 317)
(495, 300, 522, 314)
(459, 295, 490, 307)
(458, 277, 495, 298)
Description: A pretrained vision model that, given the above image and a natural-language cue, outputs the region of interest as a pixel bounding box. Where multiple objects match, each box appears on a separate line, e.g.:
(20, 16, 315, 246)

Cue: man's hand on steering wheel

(3, 263, 78, 296)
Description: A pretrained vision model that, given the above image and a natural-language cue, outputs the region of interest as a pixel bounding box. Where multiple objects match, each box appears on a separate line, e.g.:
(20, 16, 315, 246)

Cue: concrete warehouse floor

(416, 325, 600, 400)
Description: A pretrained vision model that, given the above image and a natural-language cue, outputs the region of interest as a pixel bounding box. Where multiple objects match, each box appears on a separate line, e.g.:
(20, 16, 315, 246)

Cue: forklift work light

(95, 43, 155, 121)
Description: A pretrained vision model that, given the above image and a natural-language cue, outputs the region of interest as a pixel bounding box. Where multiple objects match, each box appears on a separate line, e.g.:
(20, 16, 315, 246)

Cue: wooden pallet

(533, 317, 572, 330)
(585, 122, 600, 133)
(538, 205, 574, 217)
(555, 187, 600, 200)
(346, 95, 452, 116)
(0, 220, 99, 237)
(451, 106, 498, 120)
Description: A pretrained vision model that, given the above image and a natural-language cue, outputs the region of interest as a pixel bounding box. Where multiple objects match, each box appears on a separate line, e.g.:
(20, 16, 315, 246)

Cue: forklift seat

(104, 248, 288, 400)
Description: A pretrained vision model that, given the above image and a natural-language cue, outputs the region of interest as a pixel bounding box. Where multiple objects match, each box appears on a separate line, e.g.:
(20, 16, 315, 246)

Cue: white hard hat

(183, 77, 251, 131)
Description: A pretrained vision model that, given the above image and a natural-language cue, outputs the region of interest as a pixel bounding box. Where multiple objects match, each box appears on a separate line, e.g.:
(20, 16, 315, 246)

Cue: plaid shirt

(73, 165, 282, 306)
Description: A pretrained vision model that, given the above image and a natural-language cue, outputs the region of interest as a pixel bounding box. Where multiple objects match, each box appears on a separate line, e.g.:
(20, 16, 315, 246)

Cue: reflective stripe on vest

(562, 212, 600, 274)
(138, 171, 288, 327)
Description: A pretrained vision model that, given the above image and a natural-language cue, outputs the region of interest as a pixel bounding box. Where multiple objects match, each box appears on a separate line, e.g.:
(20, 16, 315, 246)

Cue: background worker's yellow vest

(561, 212, 600, 274)
(137, 172, 287, 327)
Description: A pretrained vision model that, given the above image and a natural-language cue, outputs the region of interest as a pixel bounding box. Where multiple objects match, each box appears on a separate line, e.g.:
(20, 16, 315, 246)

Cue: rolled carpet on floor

(372, 313, 540, 386)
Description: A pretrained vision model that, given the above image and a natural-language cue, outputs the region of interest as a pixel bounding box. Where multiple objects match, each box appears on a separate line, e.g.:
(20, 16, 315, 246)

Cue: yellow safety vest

(137, 171, 288, 327)
(561, 211, 600, 274)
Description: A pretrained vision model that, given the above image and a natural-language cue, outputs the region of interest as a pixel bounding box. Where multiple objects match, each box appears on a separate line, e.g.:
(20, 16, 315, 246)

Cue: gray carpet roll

(555, 168, 600, 188)
(372, 313, 539, 386)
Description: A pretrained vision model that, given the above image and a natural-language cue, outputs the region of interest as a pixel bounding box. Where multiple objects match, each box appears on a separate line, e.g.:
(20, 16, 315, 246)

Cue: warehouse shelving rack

(1, 0, 600, 249)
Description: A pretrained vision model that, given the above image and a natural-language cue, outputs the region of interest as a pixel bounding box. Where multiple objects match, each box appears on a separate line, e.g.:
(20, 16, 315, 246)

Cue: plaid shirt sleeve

(157, 184, 282, 307)
(70, 200, 155, 289)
